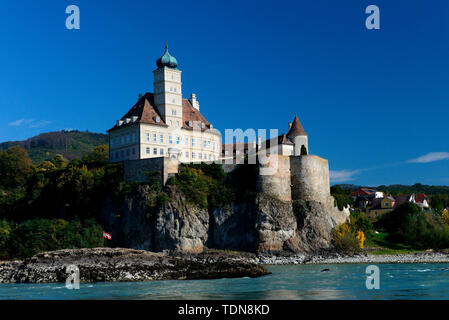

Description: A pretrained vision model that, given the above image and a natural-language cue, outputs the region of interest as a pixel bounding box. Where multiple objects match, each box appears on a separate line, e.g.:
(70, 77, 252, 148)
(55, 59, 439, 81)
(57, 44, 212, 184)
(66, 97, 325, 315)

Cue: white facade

(109, 48, 221, 163)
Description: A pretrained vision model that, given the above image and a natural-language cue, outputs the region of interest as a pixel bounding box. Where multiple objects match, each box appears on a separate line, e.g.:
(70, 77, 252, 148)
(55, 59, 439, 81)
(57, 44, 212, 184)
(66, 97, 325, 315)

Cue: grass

(364, 231, 425, 255)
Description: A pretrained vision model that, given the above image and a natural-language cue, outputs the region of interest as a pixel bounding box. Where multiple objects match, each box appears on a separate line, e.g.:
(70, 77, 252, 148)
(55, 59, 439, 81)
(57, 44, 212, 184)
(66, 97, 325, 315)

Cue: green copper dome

(156, 44, 178, 69)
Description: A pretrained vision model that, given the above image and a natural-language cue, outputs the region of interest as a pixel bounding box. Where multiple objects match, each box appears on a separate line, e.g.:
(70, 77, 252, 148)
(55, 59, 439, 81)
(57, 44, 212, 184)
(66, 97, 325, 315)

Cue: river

(1, 263, 449, 299)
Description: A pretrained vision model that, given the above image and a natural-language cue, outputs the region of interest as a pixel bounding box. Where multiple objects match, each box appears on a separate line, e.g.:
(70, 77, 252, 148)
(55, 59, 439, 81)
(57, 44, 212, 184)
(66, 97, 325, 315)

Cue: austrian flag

(103, 232, 112, 240)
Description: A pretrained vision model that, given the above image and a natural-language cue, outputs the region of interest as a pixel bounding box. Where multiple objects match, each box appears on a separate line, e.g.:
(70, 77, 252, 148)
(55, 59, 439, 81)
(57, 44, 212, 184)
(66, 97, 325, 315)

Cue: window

(176, 121, 179, 127)
(160, 134, 164, 143)
(213, 155, 216, 160)
(126, 135, 130, 143)
(174, 87, 177, 93)
(176, 136, 180, 144)
(203, 140, 207, 148)
(172, 109, 176, 116)
(213, 142, 215, 150)
(208, 141, 211, 148)
(199, 153, 202, 160)
(132, 148, 135, 155)
(146, 147, 150, 154)
(209, 154, 211, 160)
(172, 98, 175, 104)
(169, 136, 173, 144)
(132, 134, 136, 142)
(146, 133, 150, 142)
(185, 136, 188, 146)
(192, 138, 195, 147)
(160, 148, 164, 155)
(121, 136, 124, 144)
(185, 152, 189, 158)
(110, 140, 114, 148)
(115, 152, 119, 159)
(153, 148, 157, 155)
(192, 152, 196, 159)
(169, 120, 172, 126)
(115, 138, 119, 145)
(153, 133, 157, 142)
(126, 149, 130, 156)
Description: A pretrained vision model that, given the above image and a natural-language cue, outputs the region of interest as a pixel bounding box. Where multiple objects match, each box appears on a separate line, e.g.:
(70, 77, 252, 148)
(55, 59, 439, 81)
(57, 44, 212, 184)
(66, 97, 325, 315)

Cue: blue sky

(1, 0, 448, 186)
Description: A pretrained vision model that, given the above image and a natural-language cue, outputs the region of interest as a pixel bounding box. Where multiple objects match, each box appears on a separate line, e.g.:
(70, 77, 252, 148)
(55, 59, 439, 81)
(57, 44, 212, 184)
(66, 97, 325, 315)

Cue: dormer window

(155, 116, 161, 123)
(188, 121, 193, 127)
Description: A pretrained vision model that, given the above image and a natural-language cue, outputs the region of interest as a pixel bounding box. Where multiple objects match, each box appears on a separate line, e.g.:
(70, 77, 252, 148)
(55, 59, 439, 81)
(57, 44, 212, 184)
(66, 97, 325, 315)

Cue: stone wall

(290, 155, 330, 203)
(257, 155, 292, 202)
(124, 157, 179, 184)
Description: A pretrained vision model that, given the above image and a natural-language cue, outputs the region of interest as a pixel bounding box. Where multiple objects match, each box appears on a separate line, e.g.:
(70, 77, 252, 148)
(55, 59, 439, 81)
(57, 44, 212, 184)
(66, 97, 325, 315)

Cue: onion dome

(287, 114, 308, 137)
(156, 43, 178, 69)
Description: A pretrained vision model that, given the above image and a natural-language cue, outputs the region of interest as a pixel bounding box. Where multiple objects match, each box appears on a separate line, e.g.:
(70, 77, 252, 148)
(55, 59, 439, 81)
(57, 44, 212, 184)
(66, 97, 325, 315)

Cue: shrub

(332, 223, 360, 253)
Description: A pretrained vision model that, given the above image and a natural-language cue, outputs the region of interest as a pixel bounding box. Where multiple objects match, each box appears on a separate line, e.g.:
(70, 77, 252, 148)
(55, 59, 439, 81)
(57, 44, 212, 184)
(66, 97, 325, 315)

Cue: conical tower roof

(287, 114, 308, 137)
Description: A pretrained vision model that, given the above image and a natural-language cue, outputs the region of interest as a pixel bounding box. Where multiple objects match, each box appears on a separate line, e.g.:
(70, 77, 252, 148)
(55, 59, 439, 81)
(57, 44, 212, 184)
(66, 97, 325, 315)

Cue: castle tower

(153, 43, 183, 128)
(287, 114, 308, 155)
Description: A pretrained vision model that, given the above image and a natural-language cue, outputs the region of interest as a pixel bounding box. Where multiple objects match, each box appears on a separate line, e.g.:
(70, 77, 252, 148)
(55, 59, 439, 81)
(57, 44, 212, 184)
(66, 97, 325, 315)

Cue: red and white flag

(103, 232, 112, 240)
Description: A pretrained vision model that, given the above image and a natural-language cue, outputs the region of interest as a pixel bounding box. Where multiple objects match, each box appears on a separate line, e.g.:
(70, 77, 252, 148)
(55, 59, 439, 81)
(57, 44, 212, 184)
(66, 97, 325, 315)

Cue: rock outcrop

(101, 171, 349, 255)
(0, 248, 269, 283)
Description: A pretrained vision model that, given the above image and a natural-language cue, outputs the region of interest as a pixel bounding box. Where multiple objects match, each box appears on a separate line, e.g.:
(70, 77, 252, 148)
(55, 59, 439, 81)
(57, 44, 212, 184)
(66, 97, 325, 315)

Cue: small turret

(287, 114, 308, 156)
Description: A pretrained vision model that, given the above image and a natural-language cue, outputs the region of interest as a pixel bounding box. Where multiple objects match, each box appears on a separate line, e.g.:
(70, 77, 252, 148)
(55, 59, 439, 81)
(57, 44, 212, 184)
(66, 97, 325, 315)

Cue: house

(108, 44, 221, 163)
(351, 188, 384, 209)
(367, 196, 395, 218)
(367, 193, 430, 219)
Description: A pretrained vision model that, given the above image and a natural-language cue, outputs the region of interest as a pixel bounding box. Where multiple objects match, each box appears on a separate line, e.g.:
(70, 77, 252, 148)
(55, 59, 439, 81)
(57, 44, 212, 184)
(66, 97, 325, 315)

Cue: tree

(50, 154, 68, 169)
(36, 161, 57, 172)
(0, 146, 33, 189)
(300, 145, 308, 155)
(82, 145, 109, 164)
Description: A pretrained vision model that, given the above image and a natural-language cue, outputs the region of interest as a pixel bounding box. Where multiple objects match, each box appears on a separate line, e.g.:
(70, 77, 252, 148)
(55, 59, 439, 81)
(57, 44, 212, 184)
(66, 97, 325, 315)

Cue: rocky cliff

(101, 183, 349, 255)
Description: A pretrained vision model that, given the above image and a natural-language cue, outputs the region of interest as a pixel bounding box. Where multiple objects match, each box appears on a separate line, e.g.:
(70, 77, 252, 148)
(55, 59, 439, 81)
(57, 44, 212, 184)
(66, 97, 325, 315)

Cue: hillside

(335, 183, 449, 196)
(0, 130, 108, 164)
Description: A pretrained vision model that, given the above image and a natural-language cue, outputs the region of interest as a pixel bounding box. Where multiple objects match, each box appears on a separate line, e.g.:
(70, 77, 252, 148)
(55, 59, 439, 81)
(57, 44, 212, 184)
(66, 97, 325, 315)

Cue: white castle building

(108, 44, 222, 163)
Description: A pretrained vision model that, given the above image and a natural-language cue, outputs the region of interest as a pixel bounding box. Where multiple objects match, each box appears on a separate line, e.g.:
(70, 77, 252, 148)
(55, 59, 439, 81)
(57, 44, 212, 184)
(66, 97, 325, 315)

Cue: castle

(108, 44, 221, 163)
(108, 45, 349, 225)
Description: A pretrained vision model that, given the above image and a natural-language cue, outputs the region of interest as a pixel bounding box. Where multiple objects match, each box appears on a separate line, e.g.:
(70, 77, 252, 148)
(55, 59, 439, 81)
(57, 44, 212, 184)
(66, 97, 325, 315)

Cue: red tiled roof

(108, 93, 216, 133)
(413, 194, 428, 203)
(287, 114, 307, 137)
(351, 188, 378, 197)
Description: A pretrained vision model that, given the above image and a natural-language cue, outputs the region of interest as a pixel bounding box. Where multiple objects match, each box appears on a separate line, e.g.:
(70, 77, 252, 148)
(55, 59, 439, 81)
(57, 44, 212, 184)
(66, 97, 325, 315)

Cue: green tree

(50, 154, 68, 169)
(82, 145, 109, 164)
(0, 146, 33, 189)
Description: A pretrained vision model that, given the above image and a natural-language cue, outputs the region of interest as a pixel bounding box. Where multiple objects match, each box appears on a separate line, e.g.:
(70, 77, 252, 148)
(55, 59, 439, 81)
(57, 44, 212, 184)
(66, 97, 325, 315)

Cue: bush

(376, 202, 449, 249)
(332, 223, 360, 253)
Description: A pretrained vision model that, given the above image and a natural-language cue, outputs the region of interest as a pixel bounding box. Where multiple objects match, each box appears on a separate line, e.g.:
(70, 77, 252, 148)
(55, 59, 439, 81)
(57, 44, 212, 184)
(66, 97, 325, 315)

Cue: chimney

(288, 122, 292, 130)
(190, 93, 200, 111)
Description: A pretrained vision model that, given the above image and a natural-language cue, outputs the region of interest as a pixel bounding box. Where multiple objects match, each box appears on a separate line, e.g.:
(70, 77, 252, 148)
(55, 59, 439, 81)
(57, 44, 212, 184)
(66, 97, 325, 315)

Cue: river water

(1, 263, 449, 299)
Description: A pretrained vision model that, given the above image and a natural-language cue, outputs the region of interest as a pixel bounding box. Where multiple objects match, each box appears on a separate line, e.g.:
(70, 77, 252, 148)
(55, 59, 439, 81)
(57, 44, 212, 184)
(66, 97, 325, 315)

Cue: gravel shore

(253, 252, 449, 265)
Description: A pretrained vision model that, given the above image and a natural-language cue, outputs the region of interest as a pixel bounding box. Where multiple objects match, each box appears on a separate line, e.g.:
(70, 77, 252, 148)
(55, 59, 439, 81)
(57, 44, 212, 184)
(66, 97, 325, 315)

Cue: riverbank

(177, 249, 449, 265)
